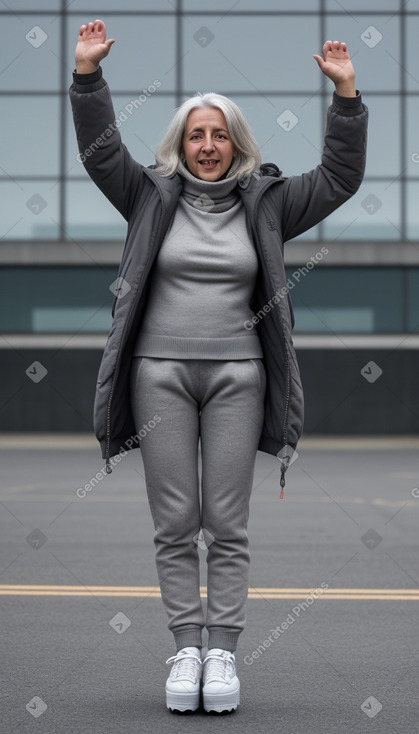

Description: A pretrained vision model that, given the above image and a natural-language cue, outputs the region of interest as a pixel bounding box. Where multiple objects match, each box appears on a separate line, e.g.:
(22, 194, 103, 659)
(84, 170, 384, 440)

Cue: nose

(201, 135, 215, 152)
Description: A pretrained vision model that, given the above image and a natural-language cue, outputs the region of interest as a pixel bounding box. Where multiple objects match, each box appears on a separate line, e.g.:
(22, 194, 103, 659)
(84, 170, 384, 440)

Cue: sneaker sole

(202, 683, 240, 713)
(166, 689, 200, 713)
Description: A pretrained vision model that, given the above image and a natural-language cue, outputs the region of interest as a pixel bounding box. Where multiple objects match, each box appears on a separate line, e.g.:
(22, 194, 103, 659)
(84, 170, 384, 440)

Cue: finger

(323, 40, 333, 55)
(313, 54, 326, 70)
(336, 42, 348, 57)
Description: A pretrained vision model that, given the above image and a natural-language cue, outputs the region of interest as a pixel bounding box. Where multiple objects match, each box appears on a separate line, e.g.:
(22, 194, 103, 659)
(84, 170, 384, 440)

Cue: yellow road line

(0, 585, 418, 600)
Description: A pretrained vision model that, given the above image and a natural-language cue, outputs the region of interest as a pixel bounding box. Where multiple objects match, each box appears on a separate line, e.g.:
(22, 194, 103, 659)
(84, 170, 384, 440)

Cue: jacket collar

(143, 163, 282, 210)
(143, 165, 183, 207)
(237, 170, 283, 210)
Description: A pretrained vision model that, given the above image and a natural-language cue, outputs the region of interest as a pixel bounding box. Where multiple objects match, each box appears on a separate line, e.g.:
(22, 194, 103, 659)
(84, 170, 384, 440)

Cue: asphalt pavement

(1, 434, 418, 734)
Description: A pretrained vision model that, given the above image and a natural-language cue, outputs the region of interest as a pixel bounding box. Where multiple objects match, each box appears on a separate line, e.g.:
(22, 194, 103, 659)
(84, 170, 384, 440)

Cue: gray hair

(154, 92, 262, 179)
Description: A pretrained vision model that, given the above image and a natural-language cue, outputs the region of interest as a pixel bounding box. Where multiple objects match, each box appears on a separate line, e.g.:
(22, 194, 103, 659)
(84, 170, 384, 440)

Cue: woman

(70, 20, 367, 715)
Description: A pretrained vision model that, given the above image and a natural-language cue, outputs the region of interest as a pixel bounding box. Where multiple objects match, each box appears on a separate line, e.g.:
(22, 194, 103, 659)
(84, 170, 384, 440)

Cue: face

(182, 107, 235, 181)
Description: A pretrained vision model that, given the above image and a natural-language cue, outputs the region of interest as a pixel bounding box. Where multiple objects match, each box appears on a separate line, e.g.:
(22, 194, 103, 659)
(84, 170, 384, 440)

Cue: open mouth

(199, 160, 219, 169)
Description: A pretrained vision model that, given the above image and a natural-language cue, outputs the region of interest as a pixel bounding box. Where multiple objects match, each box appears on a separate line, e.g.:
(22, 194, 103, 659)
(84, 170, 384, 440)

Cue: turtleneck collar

(177, 159, 240, 213)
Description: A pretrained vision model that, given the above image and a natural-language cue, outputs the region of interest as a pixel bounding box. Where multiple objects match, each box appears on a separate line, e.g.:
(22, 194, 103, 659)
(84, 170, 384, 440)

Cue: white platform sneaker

(165, 646, 202, 712)
(202, 648, 240, 713)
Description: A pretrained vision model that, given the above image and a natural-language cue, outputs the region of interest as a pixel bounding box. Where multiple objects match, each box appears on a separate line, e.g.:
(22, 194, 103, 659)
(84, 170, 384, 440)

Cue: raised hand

(75, 19, 115, 74)
(313, 41, 356, 97)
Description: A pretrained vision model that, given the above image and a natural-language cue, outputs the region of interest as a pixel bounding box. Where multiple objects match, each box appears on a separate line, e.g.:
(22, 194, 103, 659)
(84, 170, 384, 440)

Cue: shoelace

(202, 651, 235, 683)
(165, 652, 202, 682)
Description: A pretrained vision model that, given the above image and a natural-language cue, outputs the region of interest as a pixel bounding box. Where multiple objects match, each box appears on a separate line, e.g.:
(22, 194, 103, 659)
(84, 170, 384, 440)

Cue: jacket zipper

(279, 346, 291, 499)
(252, 178, 291, 498)
(105, 176, 168, 473)
(105, 385, 114, 473)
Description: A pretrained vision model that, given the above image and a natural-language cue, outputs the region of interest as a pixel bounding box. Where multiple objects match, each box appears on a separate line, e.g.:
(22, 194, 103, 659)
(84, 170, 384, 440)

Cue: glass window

(405, 0, 419, 8)
(184, 0, 319, 9)
(0, 265, 411, 335)
(290, 223, 320, 242)
(363, 96, 400, 177)
(182, 15, 320, 93)
(325, 14, 400, 92)
(407, 269, 419, 333)
(0, 97, 60, 177)
(0, 4, 412, 249)
(288, 266, 403, 333)
(0, 15, 60, 91)
(323, 181, 401, 241)
(406, 98, 419, 176)
(65, 181, 127, 240)
(69, 0, 173, 9)
(0, 181, 60, 240)
(224, 94, 322, 176)
(30, 305, 111, 333)
(0, 1, 60, 8)
(406, 183, 419, 240)
(405, 18, 419, 92)
(66, 94, 177, 176)
(326, 0, 399, 10)
(66, 15, 176, 92)
(0, 266, 115, 333)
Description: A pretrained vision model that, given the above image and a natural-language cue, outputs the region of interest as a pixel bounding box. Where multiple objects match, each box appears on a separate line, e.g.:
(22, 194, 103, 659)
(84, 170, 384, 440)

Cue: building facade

(1, 0, 418, 434)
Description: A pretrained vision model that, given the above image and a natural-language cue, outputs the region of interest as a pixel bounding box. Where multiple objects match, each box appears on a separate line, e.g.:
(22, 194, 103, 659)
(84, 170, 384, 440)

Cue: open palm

(313, 41, 355, 85)
(75, 19, 115, 70)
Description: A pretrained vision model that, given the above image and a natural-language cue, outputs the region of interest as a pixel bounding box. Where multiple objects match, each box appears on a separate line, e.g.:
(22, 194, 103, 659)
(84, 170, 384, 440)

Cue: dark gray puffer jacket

(69, 67, 368, 494)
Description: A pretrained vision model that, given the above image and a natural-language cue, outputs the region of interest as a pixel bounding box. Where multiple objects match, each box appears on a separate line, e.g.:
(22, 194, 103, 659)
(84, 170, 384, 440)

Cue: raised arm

(279, 41, 368, 243)
(69, 19, 144, 220)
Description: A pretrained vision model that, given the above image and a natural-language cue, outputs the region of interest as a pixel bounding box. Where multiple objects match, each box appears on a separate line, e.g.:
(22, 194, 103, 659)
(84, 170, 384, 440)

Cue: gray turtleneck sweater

(132, 160, 263, 359)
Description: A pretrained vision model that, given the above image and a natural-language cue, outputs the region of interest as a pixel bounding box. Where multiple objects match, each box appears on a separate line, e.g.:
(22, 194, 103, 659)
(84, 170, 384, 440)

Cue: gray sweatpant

(129, 357, 266, 653)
